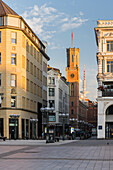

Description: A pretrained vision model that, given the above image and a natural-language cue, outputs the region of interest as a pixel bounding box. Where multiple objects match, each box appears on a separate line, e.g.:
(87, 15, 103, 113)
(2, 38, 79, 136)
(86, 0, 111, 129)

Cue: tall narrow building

(66, 47, 80, 126)
(0, 0, 50, 139)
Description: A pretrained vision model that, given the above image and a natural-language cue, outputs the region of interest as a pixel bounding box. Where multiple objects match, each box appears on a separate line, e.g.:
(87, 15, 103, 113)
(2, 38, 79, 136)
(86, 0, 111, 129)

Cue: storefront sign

(71, 127, 74, 133)
(98, 125, 102, 130)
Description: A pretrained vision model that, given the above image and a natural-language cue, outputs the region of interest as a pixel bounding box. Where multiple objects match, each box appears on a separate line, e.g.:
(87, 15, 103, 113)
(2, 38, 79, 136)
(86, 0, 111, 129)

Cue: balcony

(102, 91, 113, 97)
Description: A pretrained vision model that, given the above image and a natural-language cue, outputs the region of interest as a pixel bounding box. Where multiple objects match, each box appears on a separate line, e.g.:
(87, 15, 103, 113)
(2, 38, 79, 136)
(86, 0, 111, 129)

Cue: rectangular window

(48, 77, 55, 84)
(0, 17, 3, 26)
(107, 41, 113, 52)
(11, 53, 16, 65)
(0, 52, 1, 64)
(27, 79, 29, 91)
(22, 55, 25, 69)
(22, 76, 25, 89)
(27, 59, 29, 72)
(11, 96, 16, 108)
(11, 32, 17, 44)
(107, 61, 113, 73)
(0, 31, 1, 43)
(11, 74, 16, 87)
(0, 74, 1, 86)
(49, 88, 55, 96)
(49, 100, 55, 108)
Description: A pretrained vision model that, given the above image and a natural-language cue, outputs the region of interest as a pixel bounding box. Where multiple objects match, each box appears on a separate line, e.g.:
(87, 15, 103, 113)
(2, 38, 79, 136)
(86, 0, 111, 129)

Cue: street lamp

(10, 114, 20, 140)
(59, 113, 69, 140)
(30, 118, 38, 139)
(40, 107, 54, 143)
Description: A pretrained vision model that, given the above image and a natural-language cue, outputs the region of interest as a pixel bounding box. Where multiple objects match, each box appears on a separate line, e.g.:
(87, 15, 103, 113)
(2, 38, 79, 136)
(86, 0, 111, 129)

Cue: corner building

(0, 1, 49, 139)
(95, 20, 113, 139)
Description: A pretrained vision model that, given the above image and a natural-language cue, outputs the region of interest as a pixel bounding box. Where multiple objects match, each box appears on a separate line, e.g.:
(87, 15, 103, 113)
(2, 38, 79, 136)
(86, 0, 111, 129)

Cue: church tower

(66, 47, 80, 126)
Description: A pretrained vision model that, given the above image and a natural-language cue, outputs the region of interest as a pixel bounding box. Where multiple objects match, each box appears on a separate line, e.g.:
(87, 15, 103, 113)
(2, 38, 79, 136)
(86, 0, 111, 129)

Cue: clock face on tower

(70, 73, 75, 78)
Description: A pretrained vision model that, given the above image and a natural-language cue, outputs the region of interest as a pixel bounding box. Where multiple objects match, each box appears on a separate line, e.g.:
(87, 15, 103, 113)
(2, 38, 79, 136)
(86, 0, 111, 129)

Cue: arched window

(71, 102, 74, 107)
(72, 55, 73, 62)
(70, 83, 74, 96)
(106, 105, 113, 115)
(71, 109, 74, 115)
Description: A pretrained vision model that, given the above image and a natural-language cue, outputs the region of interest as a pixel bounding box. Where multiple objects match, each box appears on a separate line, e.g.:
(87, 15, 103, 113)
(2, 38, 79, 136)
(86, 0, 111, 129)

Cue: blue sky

(4, 0, 113, 101)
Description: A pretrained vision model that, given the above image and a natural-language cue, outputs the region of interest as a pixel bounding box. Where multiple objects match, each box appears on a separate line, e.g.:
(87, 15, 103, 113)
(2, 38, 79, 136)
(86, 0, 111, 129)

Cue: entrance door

(9, 119, 18, 139)
(109, 124, 113, 138)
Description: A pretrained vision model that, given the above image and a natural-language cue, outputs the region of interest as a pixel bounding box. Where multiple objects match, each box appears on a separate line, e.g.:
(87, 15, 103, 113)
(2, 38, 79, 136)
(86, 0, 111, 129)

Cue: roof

(0, 0, 18, 16)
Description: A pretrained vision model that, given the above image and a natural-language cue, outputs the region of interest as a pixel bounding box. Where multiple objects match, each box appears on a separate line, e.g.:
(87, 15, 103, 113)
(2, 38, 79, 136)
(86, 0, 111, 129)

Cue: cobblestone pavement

(0, 139, 113, 169)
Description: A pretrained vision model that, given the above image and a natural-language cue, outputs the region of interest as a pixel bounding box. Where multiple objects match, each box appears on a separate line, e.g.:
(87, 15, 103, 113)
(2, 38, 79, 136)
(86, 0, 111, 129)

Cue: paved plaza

(0, 139, 113, 169)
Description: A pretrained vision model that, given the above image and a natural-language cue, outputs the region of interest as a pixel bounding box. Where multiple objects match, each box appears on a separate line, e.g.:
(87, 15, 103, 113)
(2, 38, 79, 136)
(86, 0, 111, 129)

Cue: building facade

(95, 20, 113, 139)
(0, 1, 49, 139)
(47, 66, 69, 136)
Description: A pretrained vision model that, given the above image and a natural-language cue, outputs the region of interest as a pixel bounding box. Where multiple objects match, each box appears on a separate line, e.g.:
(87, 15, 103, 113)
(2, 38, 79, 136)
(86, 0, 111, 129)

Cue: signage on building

(98, 125, 102, 130)
(49, 115, 55, 122)
(71, 127, 74, 133)
(45, 127, 47, 133)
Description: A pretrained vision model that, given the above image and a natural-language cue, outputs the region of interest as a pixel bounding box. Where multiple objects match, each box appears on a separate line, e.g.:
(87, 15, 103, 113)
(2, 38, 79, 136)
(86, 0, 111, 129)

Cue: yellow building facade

(0, 1, 49, 139)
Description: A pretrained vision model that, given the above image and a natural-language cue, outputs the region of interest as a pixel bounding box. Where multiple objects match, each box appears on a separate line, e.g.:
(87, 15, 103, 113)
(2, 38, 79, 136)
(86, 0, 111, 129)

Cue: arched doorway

(106, 105, 113, 138)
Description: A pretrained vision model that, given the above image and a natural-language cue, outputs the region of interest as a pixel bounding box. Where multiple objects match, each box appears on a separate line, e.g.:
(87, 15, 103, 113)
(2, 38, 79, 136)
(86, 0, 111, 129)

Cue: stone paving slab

(0, 139, 113, 169)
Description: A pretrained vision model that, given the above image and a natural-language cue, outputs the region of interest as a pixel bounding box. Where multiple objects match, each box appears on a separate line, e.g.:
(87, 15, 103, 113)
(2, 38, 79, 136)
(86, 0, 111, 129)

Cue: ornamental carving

(11, 88, 16, 94)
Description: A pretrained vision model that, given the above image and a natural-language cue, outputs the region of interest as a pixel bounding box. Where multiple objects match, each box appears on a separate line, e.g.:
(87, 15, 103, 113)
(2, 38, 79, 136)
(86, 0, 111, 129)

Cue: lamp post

(10, 114, 20, 140)
(30, 118, 38, 139)
(40, 107, 54, 143)
(59, 113, 69, 140)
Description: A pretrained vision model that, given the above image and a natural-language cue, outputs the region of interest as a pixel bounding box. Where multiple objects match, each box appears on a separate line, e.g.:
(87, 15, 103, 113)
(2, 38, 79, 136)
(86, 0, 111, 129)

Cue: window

(0, 31, 1, 43)
(22, 76, 25, 89)
(11, 32, 17, 44)
(0, 17, 3, 26)
(70, 83, 74, 96)
(49, 88, 55, 96)
(27, 59, 29, 71)
(72, 55, 73, 62)
(49, 77, 55, 84)
(22, 55, 25, 68)
(107, 41, 113, 52)
(0, 53, 1, 64)
(0, 74, 1, 86)
(26, 79, 29, 91)
(49, 100, 55, 108)
(71, 102, 74, 107)
(11, 96, 16, 107)
(71, 109, 74, 115)
(11, 74, 16, 87)
(11, 53, 16, 65)
(107, 61, 113, 73)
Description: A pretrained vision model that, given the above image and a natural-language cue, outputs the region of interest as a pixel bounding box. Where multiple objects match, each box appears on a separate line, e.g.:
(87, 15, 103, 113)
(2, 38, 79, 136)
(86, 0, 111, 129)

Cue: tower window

(70, 83, 74, 96)
(71, 109, 74, 115)
(71, 102, 74, 107)
(72, 55, 73, 62)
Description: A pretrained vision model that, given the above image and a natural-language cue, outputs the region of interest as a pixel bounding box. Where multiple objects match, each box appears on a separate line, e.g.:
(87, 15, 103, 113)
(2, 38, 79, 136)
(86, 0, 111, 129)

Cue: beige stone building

(0, 0, 50, 139)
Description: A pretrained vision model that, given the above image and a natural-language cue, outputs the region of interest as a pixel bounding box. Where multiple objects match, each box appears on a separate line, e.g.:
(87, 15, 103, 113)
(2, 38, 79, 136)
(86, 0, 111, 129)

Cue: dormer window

(0, 17, 3, 26)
